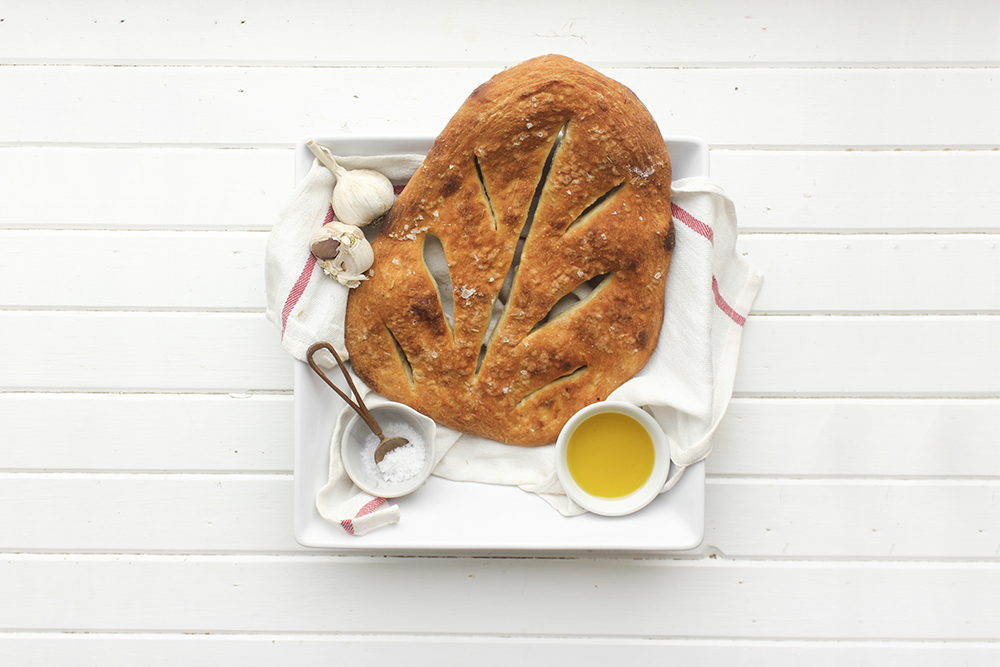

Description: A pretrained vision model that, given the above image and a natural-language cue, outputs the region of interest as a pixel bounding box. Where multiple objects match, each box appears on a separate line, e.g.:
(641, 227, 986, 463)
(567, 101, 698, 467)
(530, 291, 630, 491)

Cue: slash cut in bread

(345, 54, 674, 446)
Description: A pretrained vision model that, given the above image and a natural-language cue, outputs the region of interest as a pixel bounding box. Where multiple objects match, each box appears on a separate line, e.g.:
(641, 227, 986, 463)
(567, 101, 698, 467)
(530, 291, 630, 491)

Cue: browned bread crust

(345, 54, 673, 446)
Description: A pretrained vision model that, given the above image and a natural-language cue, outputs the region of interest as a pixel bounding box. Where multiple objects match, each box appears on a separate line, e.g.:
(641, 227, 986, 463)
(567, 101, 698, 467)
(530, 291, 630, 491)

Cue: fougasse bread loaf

(345, 54, 674, 446)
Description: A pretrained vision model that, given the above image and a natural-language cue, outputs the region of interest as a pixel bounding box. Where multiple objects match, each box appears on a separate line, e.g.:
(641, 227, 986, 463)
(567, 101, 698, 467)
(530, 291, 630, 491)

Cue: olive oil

(566, 411, 655, 498)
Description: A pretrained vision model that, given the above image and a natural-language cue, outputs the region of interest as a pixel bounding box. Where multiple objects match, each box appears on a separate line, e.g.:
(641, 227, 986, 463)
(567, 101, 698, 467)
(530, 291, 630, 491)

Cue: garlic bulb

(332, 167, 395, 227)
(310, 221, 374, 289)
(306, 140, 395, 227)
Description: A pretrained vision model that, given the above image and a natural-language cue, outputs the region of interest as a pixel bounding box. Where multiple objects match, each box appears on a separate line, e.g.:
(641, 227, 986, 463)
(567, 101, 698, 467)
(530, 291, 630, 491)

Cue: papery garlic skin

(332, 168, 396, 227)
(310, 221, 374, 289)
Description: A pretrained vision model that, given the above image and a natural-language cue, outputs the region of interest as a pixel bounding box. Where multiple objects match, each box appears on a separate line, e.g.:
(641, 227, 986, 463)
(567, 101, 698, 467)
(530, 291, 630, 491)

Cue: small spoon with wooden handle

(306, 342, 409, 464)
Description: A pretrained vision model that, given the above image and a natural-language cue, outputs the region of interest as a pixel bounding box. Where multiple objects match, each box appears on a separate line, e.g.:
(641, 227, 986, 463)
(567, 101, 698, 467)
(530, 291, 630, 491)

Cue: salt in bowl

(341, 402, 437, 498)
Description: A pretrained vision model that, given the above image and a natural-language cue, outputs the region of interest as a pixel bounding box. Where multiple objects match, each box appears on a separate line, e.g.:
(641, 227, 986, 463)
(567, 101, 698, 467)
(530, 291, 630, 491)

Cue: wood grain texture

(0, 312, 289, 392)
(0, 393, 294, 472)
(712, 398, 1000, 477)
(1, 0, 996, 66)
(0, 147, 291, 231)
(737, 235, 1000, 314)
(2, 313, 997, 394)
(2, 148, 997, 232)
(713, 150, 1000, 232)
(734, 316, 1000, 397)
(5, 231, 995, 312)
(0, 230, 270, 310)
(0, 475, 995, 558)
(1, 556, 997, 639)
(1, 67, 996, 148)
(2, 634, 997, 667)
(4, 395, 997, 478)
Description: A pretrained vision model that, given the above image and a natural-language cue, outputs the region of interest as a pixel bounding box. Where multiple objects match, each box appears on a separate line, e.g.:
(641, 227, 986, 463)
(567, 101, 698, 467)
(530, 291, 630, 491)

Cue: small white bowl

(341, 403, 437, 499)
(555, 401, 670, 516)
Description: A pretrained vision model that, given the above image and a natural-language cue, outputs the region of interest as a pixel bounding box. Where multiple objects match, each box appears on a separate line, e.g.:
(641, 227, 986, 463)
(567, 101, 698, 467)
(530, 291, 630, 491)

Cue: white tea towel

(266, 155, 762, 533)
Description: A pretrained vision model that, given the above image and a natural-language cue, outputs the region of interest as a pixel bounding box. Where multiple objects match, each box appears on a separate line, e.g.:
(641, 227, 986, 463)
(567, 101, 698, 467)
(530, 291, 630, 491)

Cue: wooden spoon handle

(306, 342, 383, 438)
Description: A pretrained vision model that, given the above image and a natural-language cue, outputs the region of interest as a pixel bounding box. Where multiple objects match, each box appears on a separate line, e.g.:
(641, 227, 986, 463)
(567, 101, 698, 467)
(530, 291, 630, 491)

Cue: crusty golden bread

(345, 54, 673, 446)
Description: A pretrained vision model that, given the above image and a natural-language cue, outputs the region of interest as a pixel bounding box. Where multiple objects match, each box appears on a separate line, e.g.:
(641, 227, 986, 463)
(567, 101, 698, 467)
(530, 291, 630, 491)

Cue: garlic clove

(310, 220, 361, 255)
(310, 221, 374, 289)
(332, 168, 396, 227)
(310, 237, 341, 260)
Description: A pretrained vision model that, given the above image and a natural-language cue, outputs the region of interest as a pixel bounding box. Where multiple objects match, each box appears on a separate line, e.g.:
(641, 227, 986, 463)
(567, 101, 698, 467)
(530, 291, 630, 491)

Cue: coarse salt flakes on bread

(345, 54, 674, 446)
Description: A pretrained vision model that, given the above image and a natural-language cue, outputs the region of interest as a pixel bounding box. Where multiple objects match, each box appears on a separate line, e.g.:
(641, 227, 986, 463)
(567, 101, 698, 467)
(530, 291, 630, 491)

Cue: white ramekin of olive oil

(556, 401, 670, 516)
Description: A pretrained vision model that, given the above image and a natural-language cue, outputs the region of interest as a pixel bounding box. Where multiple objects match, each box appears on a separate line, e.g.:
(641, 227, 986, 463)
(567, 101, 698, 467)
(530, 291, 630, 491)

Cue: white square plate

(293, 135, 708, 554)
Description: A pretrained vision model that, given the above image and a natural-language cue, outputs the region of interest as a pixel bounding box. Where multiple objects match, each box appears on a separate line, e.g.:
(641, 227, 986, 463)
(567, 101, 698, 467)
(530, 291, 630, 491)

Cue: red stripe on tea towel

(672, 203, 746, 326)
(279, 206, 336, 338)
(671, 202, 713, 243)
(356, 497, 386, 516)
(713, 276, 746, 327)
(280, 254, 316, 338)
(340, 497, 387, 535)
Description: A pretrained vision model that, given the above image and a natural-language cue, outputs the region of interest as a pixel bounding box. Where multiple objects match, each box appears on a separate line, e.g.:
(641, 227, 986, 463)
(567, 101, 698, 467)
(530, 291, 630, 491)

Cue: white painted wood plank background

(3, 313, 997, 394)
(3, 149, 998, 232)
(1, 635, 997, 667)
(3, 67, 996, 148)
(4, 232, 998, 312)
(1, 0, 997, 664)
(1, 0, 996, 66)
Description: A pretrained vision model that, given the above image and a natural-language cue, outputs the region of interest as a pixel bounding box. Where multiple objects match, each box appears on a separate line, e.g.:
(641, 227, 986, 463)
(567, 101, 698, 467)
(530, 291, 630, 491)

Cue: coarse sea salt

(359, 421, 427, 484)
